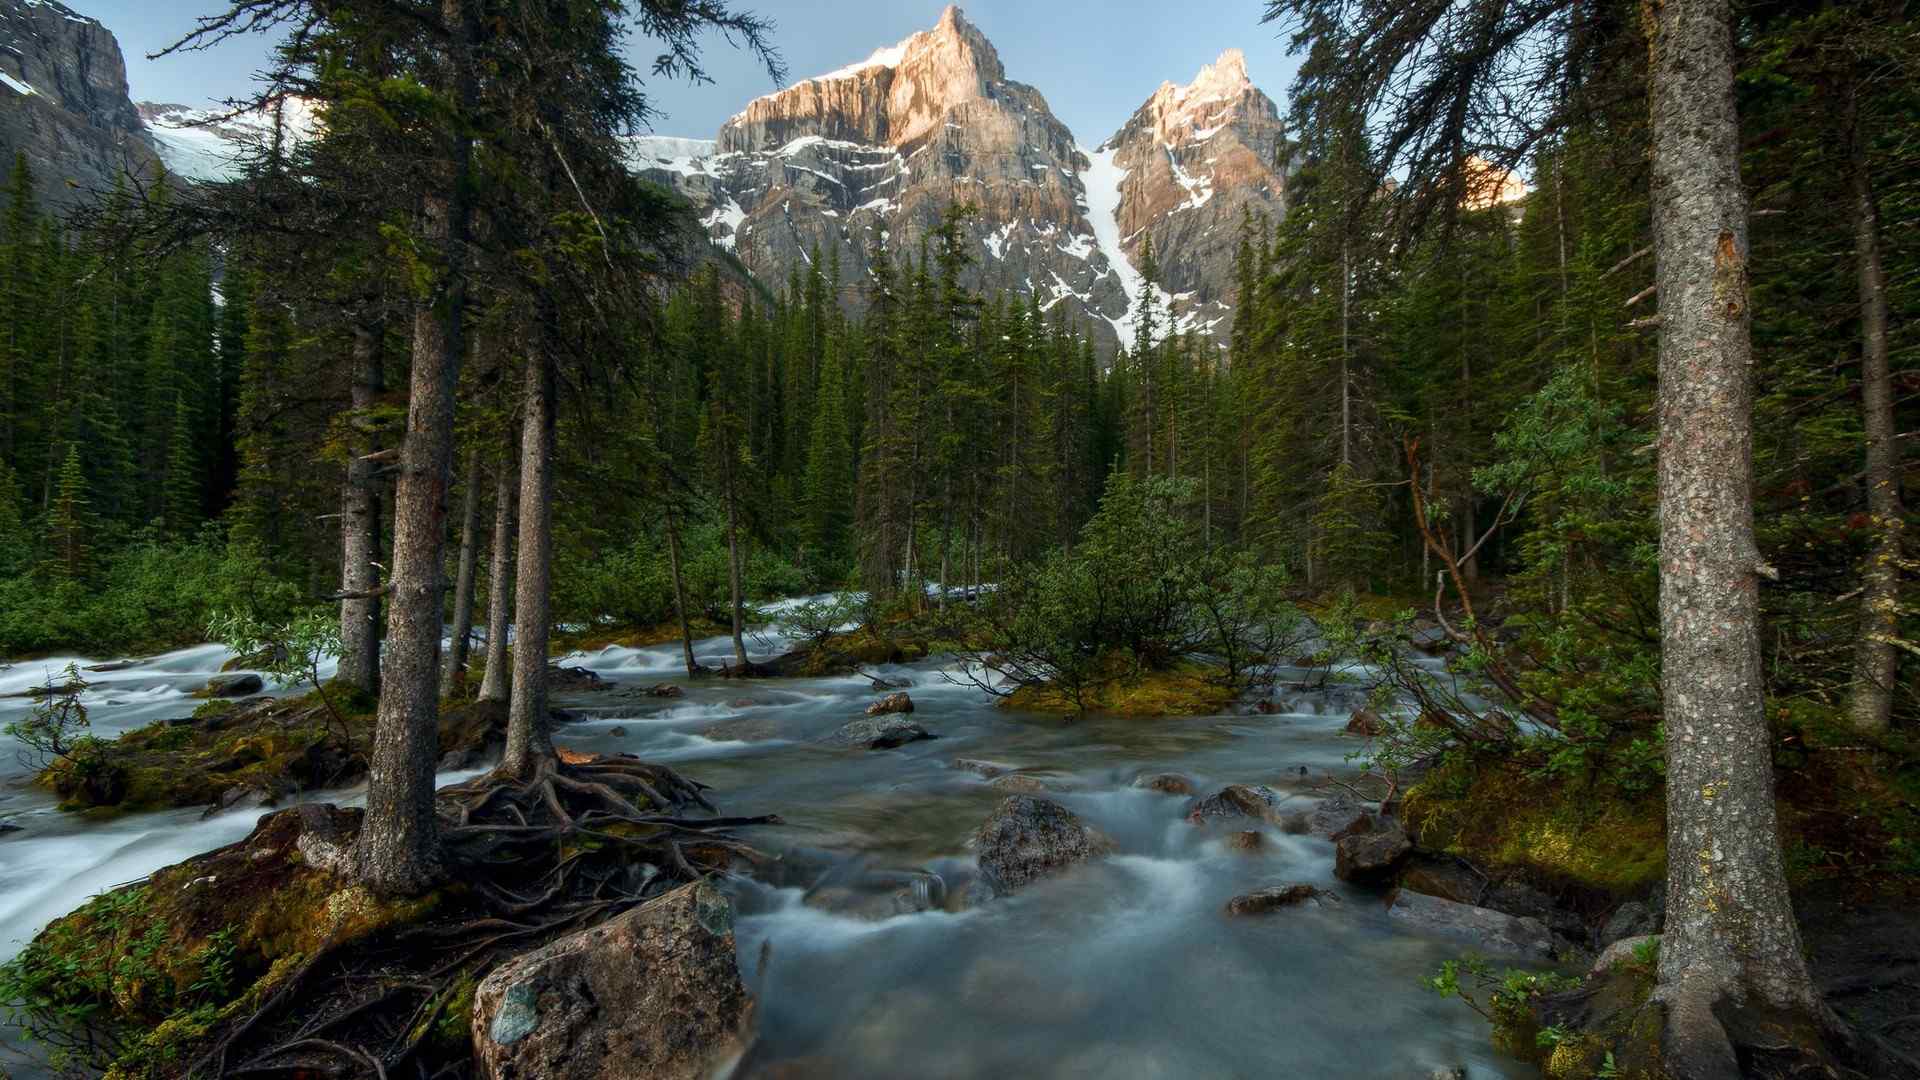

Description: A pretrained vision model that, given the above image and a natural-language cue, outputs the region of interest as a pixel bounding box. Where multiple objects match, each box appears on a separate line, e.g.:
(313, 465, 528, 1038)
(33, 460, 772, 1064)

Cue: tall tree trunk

(724, 479, 748, 668)
(1647, 2, 1830, 1072)
(478, 448, 515, 704)
(663, 498, 699, 678)
(442, 447, 482, 698)
(501, 351, 555, 777)
(354, 0, 475, 897)
(1845, 86, 1902, 735)
(337, 320, 384, 696)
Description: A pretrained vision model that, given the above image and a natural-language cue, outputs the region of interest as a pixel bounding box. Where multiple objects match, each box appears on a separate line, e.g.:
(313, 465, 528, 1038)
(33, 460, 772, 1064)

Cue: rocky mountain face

(137, 99, 322, 184)
(628, 6, 1292, 352)
(0, 0, 158, 203)
(1094, 49, 1293, 345)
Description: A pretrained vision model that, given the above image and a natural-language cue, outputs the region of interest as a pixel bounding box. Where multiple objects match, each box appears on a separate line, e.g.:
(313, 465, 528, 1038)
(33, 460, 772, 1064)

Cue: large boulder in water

(971, 795, 1108, 897)
(547, 665, 610, 693)
(1334, 821, 1411, 884)
(829, 715, 933, 749)
(1385, 888, 1554, 960)
(473, 881, 752, 1080)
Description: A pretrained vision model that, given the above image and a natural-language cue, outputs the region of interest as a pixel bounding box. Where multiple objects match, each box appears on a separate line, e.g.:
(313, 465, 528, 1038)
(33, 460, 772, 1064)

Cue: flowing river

(0, 609, 1531, 1078)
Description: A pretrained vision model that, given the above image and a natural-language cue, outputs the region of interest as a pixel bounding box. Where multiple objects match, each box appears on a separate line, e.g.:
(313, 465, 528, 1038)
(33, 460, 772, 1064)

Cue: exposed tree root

(183, 749, 777, 1080)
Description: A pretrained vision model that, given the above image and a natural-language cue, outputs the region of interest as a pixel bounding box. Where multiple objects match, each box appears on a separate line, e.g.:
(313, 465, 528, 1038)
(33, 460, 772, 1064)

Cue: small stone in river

(866, 691, 914, 716)
(644, 683, 683, 699)
(0, 819, 21, 834)
(1132, 772, 1194, 796)
(952, 758, 1008, 778)
(608, 726, 629, 738)
(729, 698, 759, 708)
(1186, 784, 1283, 825)
(830, 715, 933, 750)
(1345, 709, 1386, 736)
(1224, 884, 1330, 915)
(1226, 830, 1262, 852)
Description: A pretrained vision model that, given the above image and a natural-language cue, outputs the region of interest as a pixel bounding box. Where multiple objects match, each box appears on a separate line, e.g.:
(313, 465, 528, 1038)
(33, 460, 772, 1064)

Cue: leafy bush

(553, 511, 809, 631)
(963, 474, 1304, 709)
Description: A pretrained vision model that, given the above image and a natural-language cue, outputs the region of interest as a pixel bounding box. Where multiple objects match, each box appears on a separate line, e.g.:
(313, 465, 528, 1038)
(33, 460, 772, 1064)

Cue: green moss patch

(1403, 754, 1667, 899)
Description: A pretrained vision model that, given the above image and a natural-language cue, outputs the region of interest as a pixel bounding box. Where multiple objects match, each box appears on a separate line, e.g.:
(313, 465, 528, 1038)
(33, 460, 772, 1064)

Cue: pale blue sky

(77, 1, 1302, 146)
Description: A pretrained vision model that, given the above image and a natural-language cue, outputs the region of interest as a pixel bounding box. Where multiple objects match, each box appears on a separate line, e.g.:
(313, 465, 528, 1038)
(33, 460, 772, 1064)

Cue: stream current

(0, 607, 1530, 1078)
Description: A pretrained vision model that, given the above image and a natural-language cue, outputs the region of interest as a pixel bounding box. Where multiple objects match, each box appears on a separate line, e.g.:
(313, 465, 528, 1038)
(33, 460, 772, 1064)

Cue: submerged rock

(1399, 855, 1484, 905)
(1334, 822, 1411, 884)
(203, 672, 264, 698)
(1226, 830, 1263, 852)
(866, 691, 915, 716)
(1385, 888, 1554, 960)
(643, 683, 683, 699)
(1225, 884, 1334, 915)
(971, 795, 1108, 898)
(869, 675, 912, 691)
(990, 773, 1050, 794)
(952, 757, 1010, 778)
(1186, 784, 1285, 825)
(1132, 772, 1195, 796)
(473, 881, 752, 1080)
(829, 715, 933, 750)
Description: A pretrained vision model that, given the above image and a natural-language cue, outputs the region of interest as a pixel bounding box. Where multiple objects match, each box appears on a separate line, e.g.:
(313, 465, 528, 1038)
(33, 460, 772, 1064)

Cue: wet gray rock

(1225, 884, 1335, 916)
(1185, 784, 1284, 826)
(1334, 822, 1410, 885)
(0, 818, 22, 834)
(865, 691, 914, 716)
(1486, 880, 1586, 940)
(1600, 899, 1660, 945)
(547, 665, 610, 693)
(830, 715, 933, 750)
(1307, 798, 1374, 841)
(643, 683, 682, 699)
(1591, 934, 1659, 977)
(473, 881, 751, 1080)
(869, 676, 912, 691)
(608, 725, 629, 738)
(203, 673, 264, 698)
(1399, 855, 1485, 906)
(971, 795, 1108, 898)
(1386, 888, 1554, 960)
(439, 748, 482, 771)
(952, 758, 1009, 778)
(1226, 830, 1263, 852)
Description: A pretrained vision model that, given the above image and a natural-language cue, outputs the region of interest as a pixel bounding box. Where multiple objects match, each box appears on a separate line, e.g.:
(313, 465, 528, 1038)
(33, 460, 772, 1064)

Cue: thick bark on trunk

(664, 499, 698, 677)
(501, 352, 555, 777)
(1845, 89, 1902, 735)
(478, 449, 515, 704)
(1647, 2, 1829, 1073)
(337, 321, 384, 696)
(442, 447, 482, 698)
(724, 482, 748, 668)
(354, 0, 475, 897)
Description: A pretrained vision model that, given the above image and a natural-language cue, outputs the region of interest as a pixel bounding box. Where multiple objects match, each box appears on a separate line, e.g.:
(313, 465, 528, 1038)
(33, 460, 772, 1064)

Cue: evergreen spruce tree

(45, 445, 90, 581)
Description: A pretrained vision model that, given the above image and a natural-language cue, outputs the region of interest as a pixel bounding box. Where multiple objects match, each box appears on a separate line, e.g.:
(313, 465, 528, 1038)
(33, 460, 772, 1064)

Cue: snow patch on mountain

(1081, 145, 1144, 343)
(0, 71, 36, 95)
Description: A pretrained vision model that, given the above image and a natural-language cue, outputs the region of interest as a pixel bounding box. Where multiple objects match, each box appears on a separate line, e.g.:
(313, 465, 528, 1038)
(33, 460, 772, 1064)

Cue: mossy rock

(1002, 663, 1241, 718)
(40, 689, 505, 815)
(1402, 755, 1666, 899)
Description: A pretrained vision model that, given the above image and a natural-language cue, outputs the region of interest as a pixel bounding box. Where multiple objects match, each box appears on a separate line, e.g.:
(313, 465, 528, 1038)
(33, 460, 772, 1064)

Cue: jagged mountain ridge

(628, 6, 1294, 351)
(0, 0, 158, 204)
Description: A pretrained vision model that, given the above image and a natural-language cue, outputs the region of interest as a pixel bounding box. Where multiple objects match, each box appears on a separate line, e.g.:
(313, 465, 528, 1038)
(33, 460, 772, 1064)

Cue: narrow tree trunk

(501, 352, 555, 777)
(1845, 87, 1902, 735)
(337, 321, 384, 696)
(442, 447, 482, 698)
(1648, 2, 1830, 1072)
(356, 0, 474, 897)
(664, 497, 698, 678)
(478, 449, 515, 704)
(724, 480, 748, 668)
